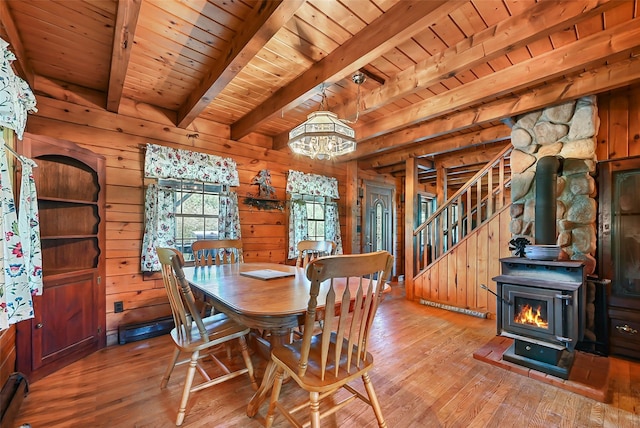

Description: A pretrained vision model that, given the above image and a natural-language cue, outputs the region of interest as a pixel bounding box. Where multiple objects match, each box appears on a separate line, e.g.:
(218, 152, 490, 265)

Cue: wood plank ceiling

(1, 0, 639, 190)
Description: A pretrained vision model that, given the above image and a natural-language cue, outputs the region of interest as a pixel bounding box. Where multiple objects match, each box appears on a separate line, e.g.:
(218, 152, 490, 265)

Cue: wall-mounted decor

(244, 170, 283, 211)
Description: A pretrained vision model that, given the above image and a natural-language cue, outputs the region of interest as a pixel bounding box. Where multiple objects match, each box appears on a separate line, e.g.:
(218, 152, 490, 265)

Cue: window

(418, 193, 436, 223)
(285, 170, 342, 259)
(304, 195, 327, 241)
(159, 179, 221, 262)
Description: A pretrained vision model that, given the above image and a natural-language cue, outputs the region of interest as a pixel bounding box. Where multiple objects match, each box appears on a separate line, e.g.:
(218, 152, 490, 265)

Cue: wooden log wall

(15, 93, 358, 347)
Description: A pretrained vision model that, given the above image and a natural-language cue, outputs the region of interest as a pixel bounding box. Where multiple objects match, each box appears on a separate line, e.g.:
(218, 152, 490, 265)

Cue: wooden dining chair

(295, 240, 335, 268)
(265, 251, 394, 428)
(156, 247, 257, 426)
(191, 239, 244, 316)
(192, 238, 244, 266)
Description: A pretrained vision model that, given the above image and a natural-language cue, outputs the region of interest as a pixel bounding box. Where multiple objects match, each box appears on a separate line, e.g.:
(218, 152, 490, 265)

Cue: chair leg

(161, 347, 181, 389)
(264, 367, 285, 428)
(309, 391, 321, 428)
(362, 372, 387, 428)
(176, 350, 199, 426)
(238, 335, 257, 390)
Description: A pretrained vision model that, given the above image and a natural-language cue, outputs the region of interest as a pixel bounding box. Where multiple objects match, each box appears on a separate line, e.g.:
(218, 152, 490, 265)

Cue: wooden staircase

(410, 145, 513, 317)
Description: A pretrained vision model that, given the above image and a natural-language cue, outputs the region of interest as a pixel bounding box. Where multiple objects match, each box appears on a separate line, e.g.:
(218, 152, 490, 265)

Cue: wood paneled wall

(20, 94, 357, 346)
(596, 85, 640, 162)
(414, 206, 512, 314)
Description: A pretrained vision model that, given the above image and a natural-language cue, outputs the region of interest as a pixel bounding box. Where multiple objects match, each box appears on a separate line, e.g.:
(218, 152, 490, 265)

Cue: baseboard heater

(118, 316, 174, 345)
(0, 372, 29, 427)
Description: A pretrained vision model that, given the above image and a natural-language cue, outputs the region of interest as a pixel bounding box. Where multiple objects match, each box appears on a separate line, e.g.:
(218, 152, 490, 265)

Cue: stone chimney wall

(509, 95, 599, 274)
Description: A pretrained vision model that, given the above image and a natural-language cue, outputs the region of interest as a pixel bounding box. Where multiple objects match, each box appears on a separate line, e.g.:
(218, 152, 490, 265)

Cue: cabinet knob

(35, 323, 43, 329)
(616, 324, 638, 335)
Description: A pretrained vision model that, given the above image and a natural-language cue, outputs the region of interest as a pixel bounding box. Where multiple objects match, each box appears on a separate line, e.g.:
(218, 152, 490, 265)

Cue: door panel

(32, 272, 99, 370)
(363, 182, 394, 255)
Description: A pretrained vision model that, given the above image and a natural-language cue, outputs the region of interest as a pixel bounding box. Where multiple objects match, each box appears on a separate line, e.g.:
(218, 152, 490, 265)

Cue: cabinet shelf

(43, 267, 98, 280)
(38, 196, 98, 205)
(41, 234, 98, 240)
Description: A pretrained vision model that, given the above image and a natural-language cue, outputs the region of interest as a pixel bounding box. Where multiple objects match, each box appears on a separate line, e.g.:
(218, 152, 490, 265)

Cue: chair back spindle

(192, 239, 244, 266)
(295, 240, 335, 268)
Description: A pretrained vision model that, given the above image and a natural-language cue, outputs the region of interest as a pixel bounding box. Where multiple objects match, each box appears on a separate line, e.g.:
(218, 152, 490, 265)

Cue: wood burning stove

(493, 257, 586, 379)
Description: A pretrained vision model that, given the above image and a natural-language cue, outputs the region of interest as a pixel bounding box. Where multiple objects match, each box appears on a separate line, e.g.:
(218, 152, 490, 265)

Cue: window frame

(158, 178, 223, 261)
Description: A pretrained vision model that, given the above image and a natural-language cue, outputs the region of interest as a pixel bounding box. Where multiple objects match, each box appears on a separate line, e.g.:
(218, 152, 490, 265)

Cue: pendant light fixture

(288, 72, 365, 160)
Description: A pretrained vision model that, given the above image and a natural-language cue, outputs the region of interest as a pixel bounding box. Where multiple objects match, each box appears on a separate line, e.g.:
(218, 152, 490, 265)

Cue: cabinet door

(31, 272, 100, 371)
(599, 158, 640, 310)
(599, 157, 640, 359)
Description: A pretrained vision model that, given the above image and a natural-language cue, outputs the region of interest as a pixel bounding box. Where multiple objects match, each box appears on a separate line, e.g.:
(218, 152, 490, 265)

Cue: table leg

(246, 326, 291, 418)
(247, 360, 278, 417)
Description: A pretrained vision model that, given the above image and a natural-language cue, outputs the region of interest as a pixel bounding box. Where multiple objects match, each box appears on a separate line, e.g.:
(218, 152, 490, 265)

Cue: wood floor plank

(13, 285, 640, 427)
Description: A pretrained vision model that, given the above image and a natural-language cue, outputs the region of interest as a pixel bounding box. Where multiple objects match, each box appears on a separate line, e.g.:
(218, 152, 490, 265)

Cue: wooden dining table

(183, 262, 318, 418)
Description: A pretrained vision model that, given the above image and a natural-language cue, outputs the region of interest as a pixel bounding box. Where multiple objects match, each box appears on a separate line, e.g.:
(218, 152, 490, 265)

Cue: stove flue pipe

(535, 156, 561, 245)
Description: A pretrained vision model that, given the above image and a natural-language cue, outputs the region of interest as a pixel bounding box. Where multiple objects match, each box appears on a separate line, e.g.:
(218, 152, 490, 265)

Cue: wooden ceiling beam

(351, 44, 640, 165)
(353, 17, 640, 143)
(328, 0, 617, 123)
(0, 0, 33, 86)
(358, 125, 510, 169)
(234, 0, 465, 141)
(107, 0, 141, 113)
(436, 144, 509, 169)
(177, 0, 304, 128)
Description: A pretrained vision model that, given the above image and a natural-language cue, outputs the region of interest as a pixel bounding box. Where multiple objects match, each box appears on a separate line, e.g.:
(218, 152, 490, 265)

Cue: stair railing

(413, 145, 512, 276)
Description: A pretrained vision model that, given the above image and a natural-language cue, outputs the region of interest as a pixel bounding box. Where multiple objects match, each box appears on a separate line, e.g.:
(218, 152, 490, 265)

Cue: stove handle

(480, 284, 511, 306)
(554, 294, 572, 305)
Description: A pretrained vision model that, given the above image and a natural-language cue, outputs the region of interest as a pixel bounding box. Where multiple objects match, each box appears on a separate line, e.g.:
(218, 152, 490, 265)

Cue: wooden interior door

(363, 181, 394, 256)
(16, 134, 106, 383)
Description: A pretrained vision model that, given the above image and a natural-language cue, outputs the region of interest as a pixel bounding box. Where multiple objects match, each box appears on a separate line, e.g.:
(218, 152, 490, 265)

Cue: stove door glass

(513, 295, 549, 329)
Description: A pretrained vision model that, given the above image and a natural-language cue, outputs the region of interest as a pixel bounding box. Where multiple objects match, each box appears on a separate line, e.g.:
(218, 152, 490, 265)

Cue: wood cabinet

(598, 156, 640, 360)
(16, 134, 106, 382)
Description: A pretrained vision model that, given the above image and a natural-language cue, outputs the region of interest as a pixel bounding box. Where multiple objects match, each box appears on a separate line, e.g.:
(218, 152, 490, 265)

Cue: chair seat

(271, 333, 374, 392)
(170, 312, 251, 352)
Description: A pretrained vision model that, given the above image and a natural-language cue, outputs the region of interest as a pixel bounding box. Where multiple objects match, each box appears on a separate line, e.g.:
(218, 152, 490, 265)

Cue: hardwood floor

(13, 286, 640, 427)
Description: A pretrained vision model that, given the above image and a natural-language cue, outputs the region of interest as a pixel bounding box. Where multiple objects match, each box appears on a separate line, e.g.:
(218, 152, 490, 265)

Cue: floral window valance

(286, 170, 338, 199)
(144, 143, 239, 186)
(0, 38, 37, 140)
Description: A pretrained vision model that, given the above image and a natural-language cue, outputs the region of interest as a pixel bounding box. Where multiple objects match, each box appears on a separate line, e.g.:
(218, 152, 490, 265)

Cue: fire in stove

(514, 302, 548, 329)
(493, 257, 586, 379)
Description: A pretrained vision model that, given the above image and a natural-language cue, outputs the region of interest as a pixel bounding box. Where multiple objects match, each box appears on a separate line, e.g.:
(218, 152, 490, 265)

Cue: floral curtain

(18, 156, 43, 296)
(218, 192, 241, 239)
(0, 139, 42, 328)
(0, 38, 37, 140)
(144, 143, 239, 186)
(325, 202, 343, 254)
(287, 199, 308, 259)
(140, 184, 175, 272)
(141, 144, 241, 272)
(0, 38, 39, 328)
(286, 170, 343, 259)
(286, 170, 338, 199)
